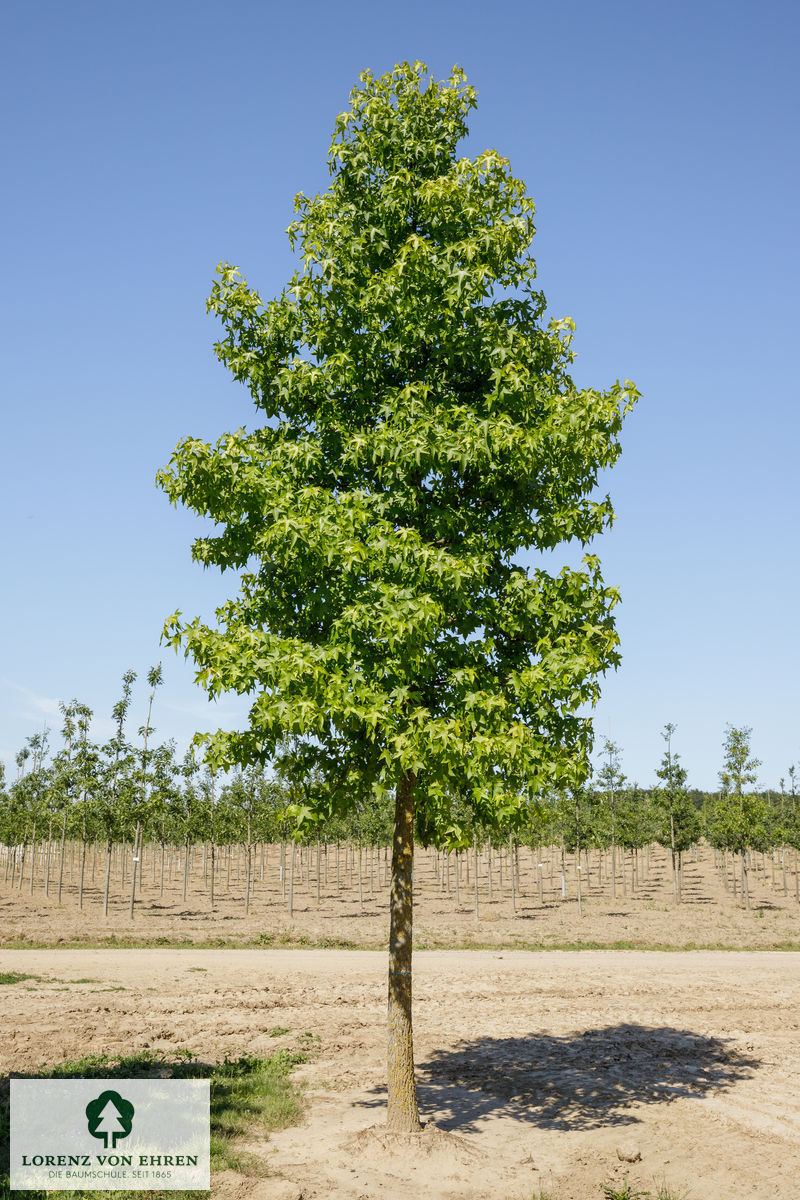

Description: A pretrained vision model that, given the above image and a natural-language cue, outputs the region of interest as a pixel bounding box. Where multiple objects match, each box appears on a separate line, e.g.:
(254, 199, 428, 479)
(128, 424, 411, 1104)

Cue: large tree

(158, 61, 638, 1131)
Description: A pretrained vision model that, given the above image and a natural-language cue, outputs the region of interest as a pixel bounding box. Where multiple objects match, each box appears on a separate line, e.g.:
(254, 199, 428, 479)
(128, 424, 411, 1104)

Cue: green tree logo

(85, 1090, 135, 1148)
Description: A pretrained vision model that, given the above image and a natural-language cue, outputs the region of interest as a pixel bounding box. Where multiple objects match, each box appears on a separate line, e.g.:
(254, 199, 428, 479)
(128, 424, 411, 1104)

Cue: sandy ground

(2, 839, 800, 950)
(3, 947, 800, 1199)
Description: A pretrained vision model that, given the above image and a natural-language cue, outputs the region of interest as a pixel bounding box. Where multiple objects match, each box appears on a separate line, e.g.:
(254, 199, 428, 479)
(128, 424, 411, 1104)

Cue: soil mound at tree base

(346, 1121, 486, 1163)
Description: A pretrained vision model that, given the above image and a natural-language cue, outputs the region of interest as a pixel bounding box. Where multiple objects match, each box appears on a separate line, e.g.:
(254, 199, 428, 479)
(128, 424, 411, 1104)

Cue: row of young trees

(3, 669, 798, 915)
(560, 724, 800, 910)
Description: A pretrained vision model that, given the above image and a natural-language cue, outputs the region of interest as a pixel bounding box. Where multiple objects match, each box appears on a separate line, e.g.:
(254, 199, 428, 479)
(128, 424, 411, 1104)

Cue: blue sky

(2, 0, 797, 791)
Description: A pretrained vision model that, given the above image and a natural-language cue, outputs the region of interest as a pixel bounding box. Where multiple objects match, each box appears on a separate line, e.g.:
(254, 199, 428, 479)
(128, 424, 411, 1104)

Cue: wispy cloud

(2, 679, 63, 720)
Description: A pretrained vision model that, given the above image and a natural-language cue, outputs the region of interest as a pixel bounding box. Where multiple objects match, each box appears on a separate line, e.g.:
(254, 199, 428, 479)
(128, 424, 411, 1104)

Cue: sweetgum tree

(653, 723, 700, 902)
(157, 61, 638, 1130)
(710, 723, 766, 908)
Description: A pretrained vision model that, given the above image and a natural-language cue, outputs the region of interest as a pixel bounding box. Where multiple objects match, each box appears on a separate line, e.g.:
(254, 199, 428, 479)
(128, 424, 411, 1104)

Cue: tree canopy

(157, 60, 638, 1131)
(157, 61, 638, 834)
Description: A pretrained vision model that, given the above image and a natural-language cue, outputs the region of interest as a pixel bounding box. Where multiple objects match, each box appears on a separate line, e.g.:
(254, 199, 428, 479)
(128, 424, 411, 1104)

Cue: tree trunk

(129, 821, 141, 920)
(246, 815, 253, 914)
(57, 813, 67, 903)
(387, 771, 421, 1131)
(78, 834, 87, 910)
(510, 833, 517, 914)
(17, 835, 27, 890)
(44, 827, 52, 896)
(473, 834, 479, 923)
(29, 821, 37, 894)
(103, 839, 113, 917)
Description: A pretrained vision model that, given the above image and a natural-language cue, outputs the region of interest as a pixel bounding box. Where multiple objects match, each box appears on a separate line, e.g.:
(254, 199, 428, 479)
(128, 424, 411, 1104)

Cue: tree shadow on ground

(366, 1024, 759, 1133)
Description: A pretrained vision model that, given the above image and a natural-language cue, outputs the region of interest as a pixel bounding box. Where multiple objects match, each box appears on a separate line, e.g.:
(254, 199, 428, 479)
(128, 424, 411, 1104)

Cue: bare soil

(4, 844, 800, 1198)
(2, 840, 799, 950)
(3, 947, 800, 1199)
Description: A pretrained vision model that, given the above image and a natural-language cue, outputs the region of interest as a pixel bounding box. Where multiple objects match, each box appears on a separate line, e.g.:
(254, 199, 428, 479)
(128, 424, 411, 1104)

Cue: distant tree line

(2, 671, 798, 914)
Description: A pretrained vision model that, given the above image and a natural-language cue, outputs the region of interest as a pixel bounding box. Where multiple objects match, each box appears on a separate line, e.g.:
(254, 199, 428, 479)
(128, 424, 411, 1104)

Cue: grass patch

(0, 932, 367, 950)
(0, 973, 37, 986)
(600, 1182, 691, 1200)
(207, 1051, 306, 1171)
(1, 1047, 307, 1200)
(3, 932, 800, 952)
(602, 1181, 651, 1200)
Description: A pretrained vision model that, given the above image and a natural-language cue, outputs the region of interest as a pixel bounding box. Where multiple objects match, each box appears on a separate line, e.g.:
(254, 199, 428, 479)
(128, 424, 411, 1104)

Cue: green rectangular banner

(10, 1079, 210, 1190)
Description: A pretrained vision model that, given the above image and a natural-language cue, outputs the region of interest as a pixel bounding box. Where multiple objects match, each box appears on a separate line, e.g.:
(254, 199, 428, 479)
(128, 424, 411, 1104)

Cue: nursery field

(1, 838, 800, 950)
(2, 947, 800, 1199)
(5, 840, 800, 1197)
